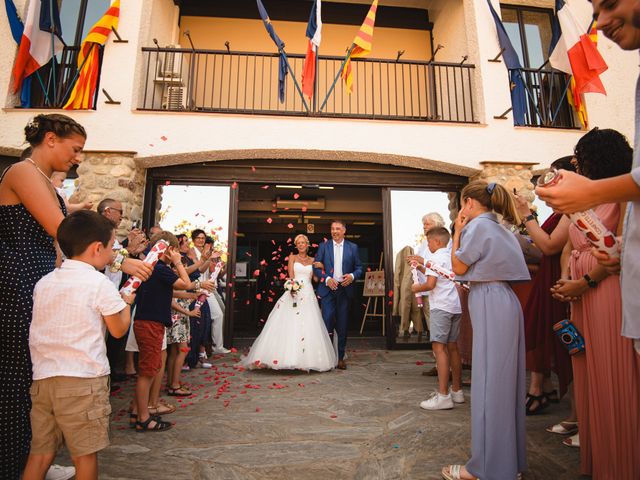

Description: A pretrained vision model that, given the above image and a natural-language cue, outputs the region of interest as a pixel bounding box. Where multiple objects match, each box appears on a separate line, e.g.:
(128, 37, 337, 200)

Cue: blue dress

(456, 212, 530, 480)
(0, 168, 66, 478)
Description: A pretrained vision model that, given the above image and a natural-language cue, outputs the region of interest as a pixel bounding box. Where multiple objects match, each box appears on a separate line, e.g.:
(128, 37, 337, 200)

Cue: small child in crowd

(24, 211, 133, 480)
(131, 232, 213, 432)
(412, 227, 463, 410)
(50, 171, 93, 213)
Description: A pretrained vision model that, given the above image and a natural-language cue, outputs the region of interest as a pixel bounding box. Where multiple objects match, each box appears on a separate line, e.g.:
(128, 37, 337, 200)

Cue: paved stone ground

(62, 348, 584, 479)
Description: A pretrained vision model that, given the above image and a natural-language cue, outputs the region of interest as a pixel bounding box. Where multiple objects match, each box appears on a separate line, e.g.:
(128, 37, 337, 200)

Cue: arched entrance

(142, 157, 470, 349)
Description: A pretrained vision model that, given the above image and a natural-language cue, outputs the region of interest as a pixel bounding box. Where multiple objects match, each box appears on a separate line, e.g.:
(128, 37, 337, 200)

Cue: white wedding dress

(242, 263, 337, 372)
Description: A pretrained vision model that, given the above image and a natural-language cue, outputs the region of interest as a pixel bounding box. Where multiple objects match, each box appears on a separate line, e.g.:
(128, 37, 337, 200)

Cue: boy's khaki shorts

(30, 375, 111, 457)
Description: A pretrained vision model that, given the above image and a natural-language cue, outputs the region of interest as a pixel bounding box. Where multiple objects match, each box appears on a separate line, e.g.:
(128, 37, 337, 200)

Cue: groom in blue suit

(313, 220, 363, 369)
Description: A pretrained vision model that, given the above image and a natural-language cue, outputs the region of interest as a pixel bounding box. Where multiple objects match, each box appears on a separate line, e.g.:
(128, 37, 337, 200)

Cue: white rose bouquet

(284, 278, 302, 307)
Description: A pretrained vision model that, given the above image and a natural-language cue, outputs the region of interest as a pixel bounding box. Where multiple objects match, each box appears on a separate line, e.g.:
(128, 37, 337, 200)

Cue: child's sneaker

(450, 387, 465, 404)
(419, 392, 454, 410)
(197, 361, 212, 369)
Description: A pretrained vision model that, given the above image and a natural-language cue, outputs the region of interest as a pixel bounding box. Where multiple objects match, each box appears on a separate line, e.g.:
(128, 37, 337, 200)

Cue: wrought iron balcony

(14, 46, 92, 109)
(517, 67, 578, 129)
(139, 47, 477, 123)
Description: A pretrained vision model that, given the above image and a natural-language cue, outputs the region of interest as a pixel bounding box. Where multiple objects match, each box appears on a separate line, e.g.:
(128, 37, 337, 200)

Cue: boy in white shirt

(412, 227, 464, 410)
(24, 211, 133, 480)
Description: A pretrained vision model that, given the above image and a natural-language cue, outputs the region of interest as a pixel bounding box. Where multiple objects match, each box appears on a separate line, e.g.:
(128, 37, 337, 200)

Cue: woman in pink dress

(552, 128, 640, 479)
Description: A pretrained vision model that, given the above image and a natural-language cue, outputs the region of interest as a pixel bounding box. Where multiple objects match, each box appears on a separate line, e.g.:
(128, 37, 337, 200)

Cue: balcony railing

(17, 46, 99, 109)
(518, 68, 578, 129)
(139, 47, 477, 123)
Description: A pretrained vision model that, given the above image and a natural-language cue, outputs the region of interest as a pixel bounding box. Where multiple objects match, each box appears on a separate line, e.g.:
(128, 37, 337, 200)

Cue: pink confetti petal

(293, 193, 300, 199)
(266, 218, 273, 224)
(160, 135, 168, 141)
(231, 182, 238, 189)
(287, 223, 294, 229)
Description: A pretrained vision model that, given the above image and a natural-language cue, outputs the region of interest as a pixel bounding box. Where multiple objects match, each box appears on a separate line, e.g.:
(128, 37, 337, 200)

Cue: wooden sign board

(363, 270, 385, 297)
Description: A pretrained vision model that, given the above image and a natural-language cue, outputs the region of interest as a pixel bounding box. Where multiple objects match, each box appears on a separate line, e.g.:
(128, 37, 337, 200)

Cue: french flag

(11, 0, 64, 93)
(548, 0, 607, 95)
(302, 0, 322, 99)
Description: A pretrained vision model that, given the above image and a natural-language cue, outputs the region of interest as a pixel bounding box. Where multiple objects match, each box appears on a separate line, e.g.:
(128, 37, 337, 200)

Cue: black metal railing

(139, 47, 477, 123)
(17, 46, 100, 109)
(518, 68, 577, 129)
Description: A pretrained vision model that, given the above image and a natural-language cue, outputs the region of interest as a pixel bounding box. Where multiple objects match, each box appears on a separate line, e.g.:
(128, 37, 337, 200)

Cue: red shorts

(133, 320, 165, 377)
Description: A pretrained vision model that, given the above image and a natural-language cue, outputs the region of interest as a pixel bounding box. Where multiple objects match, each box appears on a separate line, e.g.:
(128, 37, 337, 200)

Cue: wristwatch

(583, 274, 598, 288)
(522, 213, 537, 225)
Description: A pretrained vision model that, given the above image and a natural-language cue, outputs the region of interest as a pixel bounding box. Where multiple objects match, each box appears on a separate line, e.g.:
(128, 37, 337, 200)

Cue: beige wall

(177, 16, 435, 116)
(179, 17, 432, 60)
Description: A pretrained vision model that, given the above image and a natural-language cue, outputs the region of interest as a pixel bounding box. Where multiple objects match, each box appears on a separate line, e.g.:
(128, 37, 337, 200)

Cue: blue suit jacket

(313, 239, 363, 299)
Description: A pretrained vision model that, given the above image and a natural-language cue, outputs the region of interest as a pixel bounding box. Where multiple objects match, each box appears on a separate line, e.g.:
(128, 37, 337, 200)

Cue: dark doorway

(233, 183, 384, 342)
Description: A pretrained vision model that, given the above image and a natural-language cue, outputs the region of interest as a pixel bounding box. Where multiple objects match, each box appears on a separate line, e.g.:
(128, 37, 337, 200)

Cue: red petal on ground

(253, 269, 260, 277)
(256, 408, 261, 412)
(261, 185, 270, 189)
(251, 166, 256, 172)
(160, 135, 168, 141)
(164, 180, 170, 185)
(266, 218, 273, 224)
(293, 193, 300, 199)
(388, 290, 394, 297)
(330, 415, 337, 419)
(298, 383, 305, 387)
(273, 360, 278, 364)
(256, 294, 261, 300)
(230, 347, 238, 353)
(415, 361, 425, 365)
(231, 182, 238, 189)
(287, 223, 294, 229)
(302, 206, 308, 212)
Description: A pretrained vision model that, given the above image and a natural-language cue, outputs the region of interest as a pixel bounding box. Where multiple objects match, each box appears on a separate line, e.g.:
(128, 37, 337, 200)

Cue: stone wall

(475, 161, 537, 206)
(71, 152, 146, 238)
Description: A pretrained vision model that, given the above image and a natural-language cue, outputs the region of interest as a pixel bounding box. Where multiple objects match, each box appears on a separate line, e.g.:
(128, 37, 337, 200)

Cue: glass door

(384, 188, 457, 348)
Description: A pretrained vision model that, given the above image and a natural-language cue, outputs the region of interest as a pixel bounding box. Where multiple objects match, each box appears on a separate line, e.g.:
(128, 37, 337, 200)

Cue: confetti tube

(538, 169, 620, 258)
(195, 292, 208, 309)
(425, 260, 456, 281)
(120, 239, 169, 295)
(409, 262, 423, 307)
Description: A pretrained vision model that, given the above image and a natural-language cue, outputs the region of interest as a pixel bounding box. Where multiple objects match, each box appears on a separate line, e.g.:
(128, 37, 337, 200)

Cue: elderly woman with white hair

(407, 212, 447, 335)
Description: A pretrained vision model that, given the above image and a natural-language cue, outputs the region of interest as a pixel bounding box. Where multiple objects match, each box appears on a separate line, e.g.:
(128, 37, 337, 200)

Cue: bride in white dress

(242, 234, 337, 372)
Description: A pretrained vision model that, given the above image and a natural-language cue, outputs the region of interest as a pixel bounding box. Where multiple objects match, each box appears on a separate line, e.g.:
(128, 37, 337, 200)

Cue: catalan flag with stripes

(64, 0, 119, 110)
(341, 0, 378, 94)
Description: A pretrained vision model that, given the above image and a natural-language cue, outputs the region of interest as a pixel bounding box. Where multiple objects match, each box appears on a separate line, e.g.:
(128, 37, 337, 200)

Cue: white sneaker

(450, 387, 465, 404)
(198, 361, 213, 369)
(45, 464, 75, 480)
(212, 347, 231, 354)
(419, 392, 454, 410)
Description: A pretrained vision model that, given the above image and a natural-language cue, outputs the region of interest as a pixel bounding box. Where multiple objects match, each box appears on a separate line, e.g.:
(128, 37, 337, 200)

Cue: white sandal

(442, 465, 477, 480)
(546, 421, 578, 435)
(563, 433, 580, 448)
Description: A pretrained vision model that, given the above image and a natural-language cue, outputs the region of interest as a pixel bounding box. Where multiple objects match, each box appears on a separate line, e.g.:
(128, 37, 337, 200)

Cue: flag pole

(319, 43, 355, 112)
(281, 48, 310, 112)
(312, 45, 319, 113)
(48, 0, 57, 105)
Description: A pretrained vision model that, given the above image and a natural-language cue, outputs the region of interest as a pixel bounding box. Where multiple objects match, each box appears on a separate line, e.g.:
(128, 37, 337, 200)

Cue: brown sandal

(167, 385, 192, 396)
(148, 403, 176, 415)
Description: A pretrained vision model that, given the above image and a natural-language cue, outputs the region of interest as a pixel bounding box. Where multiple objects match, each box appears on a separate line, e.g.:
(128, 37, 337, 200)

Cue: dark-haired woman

(0, 114, 85, 477)
(515, 157, 576, 424)
(552, 128, 639, 479)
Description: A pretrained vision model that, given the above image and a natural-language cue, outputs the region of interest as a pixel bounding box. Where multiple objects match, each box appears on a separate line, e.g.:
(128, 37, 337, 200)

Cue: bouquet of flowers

(284, 278, 302, 307)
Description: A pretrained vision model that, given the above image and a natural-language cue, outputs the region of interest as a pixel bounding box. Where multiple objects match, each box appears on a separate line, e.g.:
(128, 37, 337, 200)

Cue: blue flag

(4, 0, 31, 107)
(256, 0, 287, 103)
(548, 0, 564, 56)
(486, 0, 527, 126)
(39, 0, 63, 36)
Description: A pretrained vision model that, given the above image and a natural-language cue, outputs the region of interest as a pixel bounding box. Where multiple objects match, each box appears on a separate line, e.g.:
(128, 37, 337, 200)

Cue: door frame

(143, 159, 467, 348)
